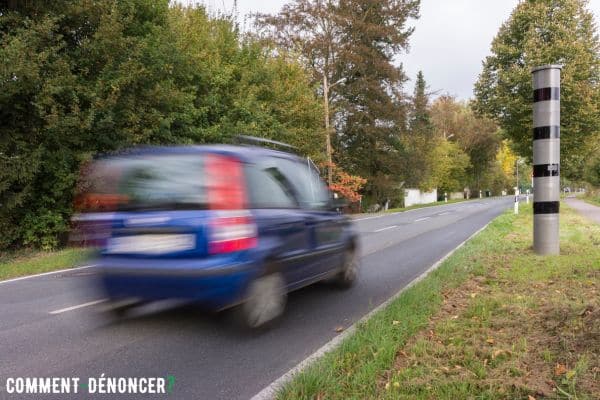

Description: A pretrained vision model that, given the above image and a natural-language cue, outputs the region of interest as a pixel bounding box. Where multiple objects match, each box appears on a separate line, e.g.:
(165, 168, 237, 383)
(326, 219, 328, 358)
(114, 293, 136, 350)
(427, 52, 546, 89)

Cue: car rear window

(76, 154, 206, 211)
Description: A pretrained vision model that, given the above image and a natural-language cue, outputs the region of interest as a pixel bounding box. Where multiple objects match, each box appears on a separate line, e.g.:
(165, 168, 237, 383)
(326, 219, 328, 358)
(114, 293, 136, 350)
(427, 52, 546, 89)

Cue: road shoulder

(0, 248, 93, 282)
(275, 203, 600, 400)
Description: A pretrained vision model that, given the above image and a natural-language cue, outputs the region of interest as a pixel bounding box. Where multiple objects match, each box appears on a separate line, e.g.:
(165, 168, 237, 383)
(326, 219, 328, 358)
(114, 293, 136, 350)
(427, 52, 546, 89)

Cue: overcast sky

(199, 0, 600, 100)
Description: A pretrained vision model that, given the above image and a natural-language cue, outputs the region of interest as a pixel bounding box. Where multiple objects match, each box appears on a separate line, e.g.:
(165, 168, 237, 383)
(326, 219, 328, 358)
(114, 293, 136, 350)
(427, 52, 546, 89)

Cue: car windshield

(77, 154, 206, 211)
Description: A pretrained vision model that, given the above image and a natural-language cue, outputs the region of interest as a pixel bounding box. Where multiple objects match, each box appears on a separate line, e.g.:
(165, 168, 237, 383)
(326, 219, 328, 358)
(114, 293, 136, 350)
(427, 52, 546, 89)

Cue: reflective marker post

(532, 65, 561, 255)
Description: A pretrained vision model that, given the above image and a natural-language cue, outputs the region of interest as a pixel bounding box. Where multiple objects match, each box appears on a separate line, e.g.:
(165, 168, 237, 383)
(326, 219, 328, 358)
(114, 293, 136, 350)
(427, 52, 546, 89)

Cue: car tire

(236, 272, 287, 329)
(334, 246, 359, 289)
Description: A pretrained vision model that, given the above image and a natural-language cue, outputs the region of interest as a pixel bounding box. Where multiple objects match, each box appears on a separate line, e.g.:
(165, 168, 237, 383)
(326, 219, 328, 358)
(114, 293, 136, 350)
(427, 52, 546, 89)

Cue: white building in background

(404, 188, 437, 207)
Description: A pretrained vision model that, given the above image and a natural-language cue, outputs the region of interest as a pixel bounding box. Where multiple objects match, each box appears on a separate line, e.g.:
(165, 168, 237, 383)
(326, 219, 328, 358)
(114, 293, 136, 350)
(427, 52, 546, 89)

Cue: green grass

(0, 248, 94, 281)
(583, 195, 600, 207)
(580, 188, 600, 207)
(278, 203, 600, 399)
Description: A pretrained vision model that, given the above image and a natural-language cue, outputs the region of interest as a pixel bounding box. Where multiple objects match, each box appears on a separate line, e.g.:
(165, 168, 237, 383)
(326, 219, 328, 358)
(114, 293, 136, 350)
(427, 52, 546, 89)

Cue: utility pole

(532, 65, 561, 255)
(322, 75, 346, 187)
(323, 74, 333, 187)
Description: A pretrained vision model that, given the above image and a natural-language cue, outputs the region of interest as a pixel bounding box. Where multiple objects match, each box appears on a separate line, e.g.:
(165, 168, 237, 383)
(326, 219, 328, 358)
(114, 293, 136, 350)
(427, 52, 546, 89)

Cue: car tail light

(208, 214, 257, 254)
(205, 154, 246, 210)
(74, 193, 129, 212)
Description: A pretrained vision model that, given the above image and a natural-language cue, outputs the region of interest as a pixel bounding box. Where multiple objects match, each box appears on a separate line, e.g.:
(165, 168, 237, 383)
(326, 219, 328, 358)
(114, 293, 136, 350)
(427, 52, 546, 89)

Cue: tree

(497, 140, 517, 178)
(429, 96, 504, 193)
(0, 2, 326, 250)
(473, 0, 600, 181)
(335, 0, 419, 204)
(429, 140, 470, 194)
(0, 0, 195, 249)
(323, 162, 367, 202)
(585, 154, 600, 187)
(404, 71, 436, 189)
(255, 0, 343, 184)
(256, 0, 420, 205)
(410, 72, 433, 135)
(255, 0, 342, 87)
(170, 5, 324, 157)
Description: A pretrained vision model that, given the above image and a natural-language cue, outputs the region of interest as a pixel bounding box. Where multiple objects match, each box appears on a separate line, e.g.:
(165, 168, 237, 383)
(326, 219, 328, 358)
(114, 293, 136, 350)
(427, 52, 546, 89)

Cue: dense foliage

(428, 95, 516, 195)
(0, 1, 323, 249)
(585, 154, 600, 187)
(324, 162, 367, 203)
(473, 0, 600, 182)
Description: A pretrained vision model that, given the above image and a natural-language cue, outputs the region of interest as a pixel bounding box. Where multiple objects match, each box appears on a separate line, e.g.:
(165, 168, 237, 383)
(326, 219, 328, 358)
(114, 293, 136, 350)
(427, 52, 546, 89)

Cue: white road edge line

(414, 217, 431, 222)
(250, 219, 494, 400)
(438, 212, 451, 216)
(49, 299, 108, 315)
(0, 264, 96, 286)
(373, 225, 397, 233)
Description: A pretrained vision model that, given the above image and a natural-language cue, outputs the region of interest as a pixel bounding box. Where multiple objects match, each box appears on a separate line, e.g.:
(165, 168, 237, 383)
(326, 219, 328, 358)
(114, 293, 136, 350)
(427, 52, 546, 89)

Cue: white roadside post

(515, 159, 520, 214)
(532, 65, 561, 255)
(444, 192, 448, 203)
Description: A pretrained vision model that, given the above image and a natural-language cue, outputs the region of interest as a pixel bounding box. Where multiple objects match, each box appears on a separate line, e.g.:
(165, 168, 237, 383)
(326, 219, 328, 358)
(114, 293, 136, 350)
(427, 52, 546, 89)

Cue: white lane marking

(49, 299, 108, 315)
(354, 215, 383, 221)
(0, 265, 96, 285)
(414, 217, 431, 222)
(373, 225, 397, 233)
(250, 219, 495, 400)
(438, 212, 451, 216)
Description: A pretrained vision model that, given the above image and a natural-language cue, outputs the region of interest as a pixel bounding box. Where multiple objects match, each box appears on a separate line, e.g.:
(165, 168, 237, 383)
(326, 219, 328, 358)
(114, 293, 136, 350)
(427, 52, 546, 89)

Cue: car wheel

(239, 272, 287, 329)
(335, 247, 359, 289)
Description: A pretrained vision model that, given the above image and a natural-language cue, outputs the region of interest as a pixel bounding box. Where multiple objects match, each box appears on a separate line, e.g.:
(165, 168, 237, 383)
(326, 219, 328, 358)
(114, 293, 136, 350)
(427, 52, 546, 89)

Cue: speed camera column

(531, 65, 561, 255)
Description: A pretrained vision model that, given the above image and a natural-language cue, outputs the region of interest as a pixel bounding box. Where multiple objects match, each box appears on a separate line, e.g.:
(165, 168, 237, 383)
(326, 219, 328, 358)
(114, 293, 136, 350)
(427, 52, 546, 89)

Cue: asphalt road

(564, 196, 600, 224)
(0, 197, 514, 400)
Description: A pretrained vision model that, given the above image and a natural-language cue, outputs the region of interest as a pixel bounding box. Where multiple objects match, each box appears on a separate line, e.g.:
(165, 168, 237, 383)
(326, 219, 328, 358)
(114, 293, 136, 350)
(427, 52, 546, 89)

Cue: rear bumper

(96, 256, 257, 309)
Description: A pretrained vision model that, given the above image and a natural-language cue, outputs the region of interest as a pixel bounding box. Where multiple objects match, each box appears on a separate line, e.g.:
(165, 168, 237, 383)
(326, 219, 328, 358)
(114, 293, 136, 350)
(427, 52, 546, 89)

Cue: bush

(21, 210, 68, 251)
(585, 156, 600, 187)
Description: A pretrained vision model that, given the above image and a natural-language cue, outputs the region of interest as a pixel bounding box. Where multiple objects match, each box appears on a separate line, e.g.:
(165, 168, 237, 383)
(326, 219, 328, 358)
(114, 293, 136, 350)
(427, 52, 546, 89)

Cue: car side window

(245, 164, 298, 209)
(274, 158, 331, 210)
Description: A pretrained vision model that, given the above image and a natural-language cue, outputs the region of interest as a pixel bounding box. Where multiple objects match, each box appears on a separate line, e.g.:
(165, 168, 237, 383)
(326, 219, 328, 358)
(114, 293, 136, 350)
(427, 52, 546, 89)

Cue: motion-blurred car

(73, 138, 359, 328)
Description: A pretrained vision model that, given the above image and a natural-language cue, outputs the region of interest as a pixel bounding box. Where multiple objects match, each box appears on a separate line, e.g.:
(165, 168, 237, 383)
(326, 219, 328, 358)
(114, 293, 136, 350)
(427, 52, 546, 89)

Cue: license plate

(106, 234, 196, 255)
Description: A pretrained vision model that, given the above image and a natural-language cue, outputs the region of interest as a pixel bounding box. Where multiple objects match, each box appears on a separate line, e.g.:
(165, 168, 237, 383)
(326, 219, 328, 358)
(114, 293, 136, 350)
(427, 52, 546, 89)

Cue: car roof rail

(307, 156, 320, 172)
(234, 134, 298, 153)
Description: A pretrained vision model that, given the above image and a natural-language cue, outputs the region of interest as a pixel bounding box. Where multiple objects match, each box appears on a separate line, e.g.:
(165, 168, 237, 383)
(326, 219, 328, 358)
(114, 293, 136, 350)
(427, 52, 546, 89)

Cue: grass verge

(278, 203, 600, 399)
(0, 248, 94, 281)
(579, 188, 600, 207)
(583, 195, 600, 207)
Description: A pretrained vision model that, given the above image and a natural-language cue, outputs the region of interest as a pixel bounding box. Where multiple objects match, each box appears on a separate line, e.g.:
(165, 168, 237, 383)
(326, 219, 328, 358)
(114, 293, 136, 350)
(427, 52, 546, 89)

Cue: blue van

(74, 140, 359, 328)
